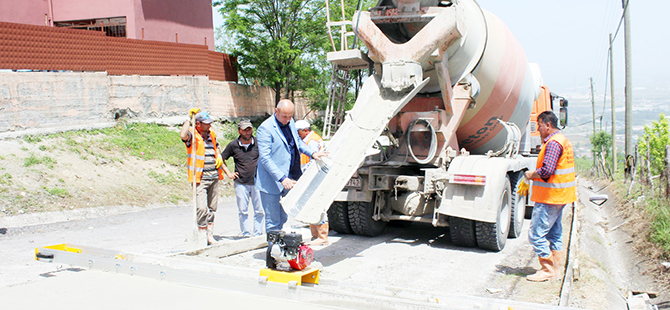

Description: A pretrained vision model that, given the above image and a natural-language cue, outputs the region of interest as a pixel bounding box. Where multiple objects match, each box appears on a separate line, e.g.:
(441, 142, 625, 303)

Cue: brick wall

(0, 21, 236, 81)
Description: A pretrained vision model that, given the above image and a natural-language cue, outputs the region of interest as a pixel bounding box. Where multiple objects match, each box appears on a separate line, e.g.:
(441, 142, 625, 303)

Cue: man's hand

(215, 156, 223, 169)
(281, 178, 296, 190)
(225, 171, 238, 180)
(312, 151, 329, 161)
(524, 170, 539, 180)
(189, 108, 200, 118)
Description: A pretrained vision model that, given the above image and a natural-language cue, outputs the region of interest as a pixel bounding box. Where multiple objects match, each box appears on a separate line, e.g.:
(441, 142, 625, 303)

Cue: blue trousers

(528, 202, 565, 258)
(234, 181, 265, 236)
(260, 189, 288, 232)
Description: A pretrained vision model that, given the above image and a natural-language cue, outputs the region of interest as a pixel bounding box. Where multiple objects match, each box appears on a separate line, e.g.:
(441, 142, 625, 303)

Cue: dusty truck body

(282, 0, 567, 251)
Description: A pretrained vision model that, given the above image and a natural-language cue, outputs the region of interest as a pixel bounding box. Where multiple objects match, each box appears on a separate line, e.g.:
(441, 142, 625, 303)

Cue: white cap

(295, 120, 311, 130)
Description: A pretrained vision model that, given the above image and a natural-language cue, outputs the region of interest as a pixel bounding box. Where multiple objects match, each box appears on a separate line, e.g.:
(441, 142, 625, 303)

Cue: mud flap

(281, 75, 429, 224)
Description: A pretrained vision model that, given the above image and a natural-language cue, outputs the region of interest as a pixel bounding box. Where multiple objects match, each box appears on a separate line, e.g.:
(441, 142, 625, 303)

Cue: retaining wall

(0, 71, 309, 135)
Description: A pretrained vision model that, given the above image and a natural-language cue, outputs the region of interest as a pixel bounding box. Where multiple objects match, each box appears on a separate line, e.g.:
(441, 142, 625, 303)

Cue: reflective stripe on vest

(186, 129, 224, 183)
(531, 132, 577, 205)
(300, 131, 323, 165)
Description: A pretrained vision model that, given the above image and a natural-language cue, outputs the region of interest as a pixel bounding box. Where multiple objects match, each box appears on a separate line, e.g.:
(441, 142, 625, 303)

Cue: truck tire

(475, 177, 511, 251)
(327, 201, 353, 234)
(449, 217, 478, 248)
(348, 199, 386, 237)
(508, 171, 525, 238)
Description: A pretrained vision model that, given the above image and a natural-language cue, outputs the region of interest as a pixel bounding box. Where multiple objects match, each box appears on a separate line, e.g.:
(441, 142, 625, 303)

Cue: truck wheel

(348, 199, 386, 237)
(508, 172, 525, 239)
(327, 201, 353, 234)
(449, 217, 477, 248)
(475, 177, 511, 251)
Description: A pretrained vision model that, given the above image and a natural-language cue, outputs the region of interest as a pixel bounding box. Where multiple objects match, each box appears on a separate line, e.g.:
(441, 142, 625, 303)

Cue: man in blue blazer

(256, 99, 327, 232)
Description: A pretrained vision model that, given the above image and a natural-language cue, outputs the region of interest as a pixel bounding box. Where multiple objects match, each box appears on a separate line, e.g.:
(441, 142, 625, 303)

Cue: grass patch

(24, 154, 57, 169)
(23, 135, 43, 143)
(44, 186, 70, 198)
(646, 196, 670, 256)
(98, 123, 183, 166)
(148, 170, 181, 185)
(0, 173, 11, 185)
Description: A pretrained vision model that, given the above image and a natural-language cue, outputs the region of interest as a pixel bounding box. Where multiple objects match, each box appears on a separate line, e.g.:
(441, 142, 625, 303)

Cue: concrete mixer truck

(281, 0, 569, 251)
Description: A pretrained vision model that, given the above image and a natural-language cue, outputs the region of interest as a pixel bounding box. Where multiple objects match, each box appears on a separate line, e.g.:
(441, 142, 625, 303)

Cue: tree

(637, 113, 670, 176)
(214, 0, 330, 105)
(590, 131, 612, 161)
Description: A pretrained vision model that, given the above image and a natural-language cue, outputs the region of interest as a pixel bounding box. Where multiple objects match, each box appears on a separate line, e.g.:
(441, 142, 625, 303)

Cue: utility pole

(590, 77, 596, 167)
(610, 33, 617, 175)
(623, 0, 633, 177)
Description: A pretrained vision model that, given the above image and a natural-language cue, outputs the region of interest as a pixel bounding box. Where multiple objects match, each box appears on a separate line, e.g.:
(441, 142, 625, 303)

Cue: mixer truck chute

(280, 0, 568, 251)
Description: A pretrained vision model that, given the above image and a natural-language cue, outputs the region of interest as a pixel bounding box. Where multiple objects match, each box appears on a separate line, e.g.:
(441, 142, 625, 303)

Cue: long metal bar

(35, 243, 581, 310)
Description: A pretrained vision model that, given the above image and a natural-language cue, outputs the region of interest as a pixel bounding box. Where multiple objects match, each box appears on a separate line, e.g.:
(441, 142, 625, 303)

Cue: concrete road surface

(1, 195, 583, 309)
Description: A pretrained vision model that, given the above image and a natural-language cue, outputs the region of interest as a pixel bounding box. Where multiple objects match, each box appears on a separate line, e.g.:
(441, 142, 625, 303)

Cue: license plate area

(345, 177, 363, 190)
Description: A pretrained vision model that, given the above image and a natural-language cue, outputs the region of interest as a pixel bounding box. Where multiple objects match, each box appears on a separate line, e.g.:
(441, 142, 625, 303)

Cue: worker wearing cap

(523, 111, 576, 282)
(295, 120, 324, 172)
(221, 119, 265, 237)
(180, 109, 225, 245)
(256, 99, 328, 232)
(295, 119, 329, 245)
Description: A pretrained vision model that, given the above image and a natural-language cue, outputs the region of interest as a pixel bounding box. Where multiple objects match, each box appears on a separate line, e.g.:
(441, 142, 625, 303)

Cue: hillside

(0, 122, 238, 218)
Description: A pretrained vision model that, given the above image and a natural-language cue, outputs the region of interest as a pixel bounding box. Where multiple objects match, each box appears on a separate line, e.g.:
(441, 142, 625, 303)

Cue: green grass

(0, 173, 11, 185)
(24, 154, 57, 169)
(646, 196, 670, 256)
(98, 123, 184, 166)
(43, 186, 70, 198)
(23, 135, 43, 143)
(148, 170, 181, 185)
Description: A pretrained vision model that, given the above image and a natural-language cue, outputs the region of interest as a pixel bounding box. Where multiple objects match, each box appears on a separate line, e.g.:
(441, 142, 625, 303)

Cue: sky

(211, 0, 670, 103)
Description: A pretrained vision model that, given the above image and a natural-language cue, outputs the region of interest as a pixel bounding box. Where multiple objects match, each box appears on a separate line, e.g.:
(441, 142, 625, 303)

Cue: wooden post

(646, 139, 653, 190)
(665, 145, 670, 199)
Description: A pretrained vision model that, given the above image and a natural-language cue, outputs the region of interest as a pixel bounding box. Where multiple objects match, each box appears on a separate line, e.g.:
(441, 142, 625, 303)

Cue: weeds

(43, 186, 70, 198)
(148, 170, 180, 186)
(23, 135, 43, 143)
(24, 154, 57, 169)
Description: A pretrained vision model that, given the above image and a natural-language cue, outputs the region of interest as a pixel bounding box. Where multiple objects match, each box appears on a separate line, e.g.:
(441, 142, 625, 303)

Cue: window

(54, 17, 126, 38)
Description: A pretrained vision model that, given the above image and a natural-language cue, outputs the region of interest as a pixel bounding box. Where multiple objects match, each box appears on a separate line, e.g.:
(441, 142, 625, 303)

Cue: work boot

(309, 224, 319, 241)
(206, 223, 216, 245)
(307, 223, 329, 246)
(527, 254, 556, 282)
(552, 250, 564, 276)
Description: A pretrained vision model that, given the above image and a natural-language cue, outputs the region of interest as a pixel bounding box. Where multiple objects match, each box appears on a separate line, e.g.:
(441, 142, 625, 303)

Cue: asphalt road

(0, 195, 580, 309)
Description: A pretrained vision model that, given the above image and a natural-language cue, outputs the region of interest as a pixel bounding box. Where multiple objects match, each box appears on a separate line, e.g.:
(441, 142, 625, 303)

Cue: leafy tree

(590, 131, 612, 160)
(637, 113, 670, 176)
(214, 0, 329, 105)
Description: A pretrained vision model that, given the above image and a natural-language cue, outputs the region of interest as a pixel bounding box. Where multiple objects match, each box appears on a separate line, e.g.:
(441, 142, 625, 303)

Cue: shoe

(307, 223, 329, 246)
(527, 254, 556, 282)
(552, 250, 564, 276)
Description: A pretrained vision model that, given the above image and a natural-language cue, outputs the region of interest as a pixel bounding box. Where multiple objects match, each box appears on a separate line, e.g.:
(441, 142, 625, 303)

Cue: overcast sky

(212, 0, 669, 101)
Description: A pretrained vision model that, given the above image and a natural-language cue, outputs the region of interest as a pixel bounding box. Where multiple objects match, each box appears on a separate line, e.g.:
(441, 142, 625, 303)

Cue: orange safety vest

(531, 132, 576, 205)
(300, 131, 323, 165)
(186, 129, 223, 183)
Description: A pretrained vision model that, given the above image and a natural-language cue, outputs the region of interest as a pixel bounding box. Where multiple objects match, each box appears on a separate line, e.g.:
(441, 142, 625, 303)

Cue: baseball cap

(238, 119, 252, 130)
(195, 111, 215, 124)
(295, 120, 310, 130)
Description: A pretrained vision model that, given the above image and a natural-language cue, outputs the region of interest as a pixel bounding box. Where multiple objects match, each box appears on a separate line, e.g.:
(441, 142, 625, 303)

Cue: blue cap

(195, 111, 214, 124)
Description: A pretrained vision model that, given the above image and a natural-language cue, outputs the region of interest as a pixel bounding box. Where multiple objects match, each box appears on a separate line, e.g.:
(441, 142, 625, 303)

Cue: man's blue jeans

(234, 181, 265, 236)
(260, 189, 288, 232)
(528, 202, 565, 258)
